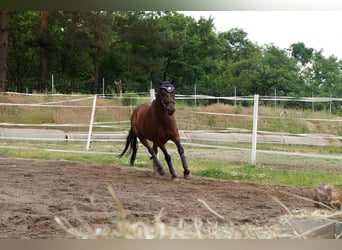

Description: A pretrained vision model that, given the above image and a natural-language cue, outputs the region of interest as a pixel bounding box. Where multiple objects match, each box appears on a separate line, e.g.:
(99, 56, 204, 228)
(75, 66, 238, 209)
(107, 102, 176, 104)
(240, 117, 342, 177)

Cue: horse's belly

(131, 103, 178, 144)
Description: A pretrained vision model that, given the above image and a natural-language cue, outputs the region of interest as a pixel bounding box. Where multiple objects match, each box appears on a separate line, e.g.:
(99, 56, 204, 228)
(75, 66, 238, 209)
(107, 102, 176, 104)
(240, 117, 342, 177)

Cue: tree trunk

(0, 11, 10, 92)
(38, 11, 48, 92)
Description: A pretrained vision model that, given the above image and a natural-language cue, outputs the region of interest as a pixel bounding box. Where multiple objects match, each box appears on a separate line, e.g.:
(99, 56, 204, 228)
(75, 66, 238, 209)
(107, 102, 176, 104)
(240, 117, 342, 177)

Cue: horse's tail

(118, 128, 138, 166)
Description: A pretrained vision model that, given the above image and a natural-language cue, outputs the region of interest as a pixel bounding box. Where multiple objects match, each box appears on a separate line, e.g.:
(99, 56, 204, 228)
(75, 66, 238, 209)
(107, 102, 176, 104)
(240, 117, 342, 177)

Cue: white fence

(0, 91, 341, 165)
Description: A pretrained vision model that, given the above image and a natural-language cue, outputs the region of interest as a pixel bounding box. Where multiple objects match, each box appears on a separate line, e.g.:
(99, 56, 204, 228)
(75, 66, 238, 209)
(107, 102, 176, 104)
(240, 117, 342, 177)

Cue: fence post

(51, 74, 54, 94)
(86, 94, 97, 151)
(251, 94, 259, 165)
(194, 83, 197, 108)
(102, 78, 105, 97)
(150, 88, 155, 102)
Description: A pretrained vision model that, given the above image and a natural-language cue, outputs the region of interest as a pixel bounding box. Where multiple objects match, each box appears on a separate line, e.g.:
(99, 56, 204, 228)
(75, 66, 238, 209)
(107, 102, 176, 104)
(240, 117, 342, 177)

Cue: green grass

(190, 160, 342, 189)
(0, 141, 151, 167)
(185, 140, 342, 155)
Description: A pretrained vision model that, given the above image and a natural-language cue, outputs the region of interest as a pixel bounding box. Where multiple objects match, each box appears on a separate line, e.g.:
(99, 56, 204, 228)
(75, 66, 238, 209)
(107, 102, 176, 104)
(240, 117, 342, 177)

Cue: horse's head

(158, 79, 176, 115)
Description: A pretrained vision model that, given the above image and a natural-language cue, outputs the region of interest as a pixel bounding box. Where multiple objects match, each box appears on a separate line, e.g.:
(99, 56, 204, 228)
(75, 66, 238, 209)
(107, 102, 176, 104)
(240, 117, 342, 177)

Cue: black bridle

(159, 86, 175, 112)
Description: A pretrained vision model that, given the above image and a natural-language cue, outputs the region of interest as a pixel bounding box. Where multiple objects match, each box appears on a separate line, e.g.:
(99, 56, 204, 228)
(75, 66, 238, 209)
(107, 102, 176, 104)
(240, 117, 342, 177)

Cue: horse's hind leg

(152, 143, 165, 176)
(139, 138, 165, 176)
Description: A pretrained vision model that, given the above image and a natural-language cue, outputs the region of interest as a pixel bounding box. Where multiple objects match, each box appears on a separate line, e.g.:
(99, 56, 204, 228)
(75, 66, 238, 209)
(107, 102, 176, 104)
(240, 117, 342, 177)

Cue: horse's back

(131, 103, 151, 135)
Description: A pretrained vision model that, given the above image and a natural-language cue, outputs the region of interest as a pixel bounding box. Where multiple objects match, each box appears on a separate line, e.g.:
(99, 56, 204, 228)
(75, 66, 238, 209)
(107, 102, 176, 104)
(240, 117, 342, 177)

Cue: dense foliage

(3, 11, 342, 101)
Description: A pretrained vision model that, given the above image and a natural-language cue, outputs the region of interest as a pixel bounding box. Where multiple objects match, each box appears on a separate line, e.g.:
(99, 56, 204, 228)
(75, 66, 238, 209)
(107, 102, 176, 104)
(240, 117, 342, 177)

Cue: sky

(179, 11, 342, 60)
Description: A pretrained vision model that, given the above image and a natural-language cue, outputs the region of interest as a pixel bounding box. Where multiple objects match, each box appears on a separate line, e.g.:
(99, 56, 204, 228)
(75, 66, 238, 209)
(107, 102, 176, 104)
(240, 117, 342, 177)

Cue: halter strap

(159, 90, 175, 110)
(158, 80, 175, 111)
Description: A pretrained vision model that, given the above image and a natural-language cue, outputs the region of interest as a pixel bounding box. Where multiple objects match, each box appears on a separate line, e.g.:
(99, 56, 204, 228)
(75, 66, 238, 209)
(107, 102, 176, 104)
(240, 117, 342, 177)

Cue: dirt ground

(0, 157, 316, 239)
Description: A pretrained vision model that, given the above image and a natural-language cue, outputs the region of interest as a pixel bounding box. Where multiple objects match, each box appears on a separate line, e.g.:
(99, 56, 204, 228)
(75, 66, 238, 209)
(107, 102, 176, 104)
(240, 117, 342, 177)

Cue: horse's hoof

(184, 173, 192, 180)
(171, 176, 179, 182)
(158, 168, 166, 176)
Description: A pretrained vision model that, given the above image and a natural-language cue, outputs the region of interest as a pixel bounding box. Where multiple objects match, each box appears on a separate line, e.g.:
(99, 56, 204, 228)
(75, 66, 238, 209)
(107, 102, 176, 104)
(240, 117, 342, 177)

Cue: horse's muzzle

(167, 108, 175, 115)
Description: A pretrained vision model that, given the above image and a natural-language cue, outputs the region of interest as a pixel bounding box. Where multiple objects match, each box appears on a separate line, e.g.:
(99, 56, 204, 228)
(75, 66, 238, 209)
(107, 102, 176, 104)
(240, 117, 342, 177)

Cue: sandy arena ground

(0, 157, 317, 239)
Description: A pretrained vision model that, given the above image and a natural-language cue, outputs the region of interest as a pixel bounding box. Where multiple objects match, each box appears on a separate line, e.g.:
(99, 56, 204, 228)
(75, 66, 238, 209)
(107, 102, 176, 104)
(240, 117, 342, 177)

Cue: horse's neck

(152, 98, 174, 123)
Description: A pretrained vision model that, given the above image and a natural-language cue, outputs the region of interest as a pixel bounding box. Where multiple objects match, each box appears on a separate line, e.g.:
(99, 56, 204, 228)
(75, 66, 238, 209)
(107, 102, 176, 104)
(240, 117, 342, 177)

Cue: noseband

(161, 96, 175, 110)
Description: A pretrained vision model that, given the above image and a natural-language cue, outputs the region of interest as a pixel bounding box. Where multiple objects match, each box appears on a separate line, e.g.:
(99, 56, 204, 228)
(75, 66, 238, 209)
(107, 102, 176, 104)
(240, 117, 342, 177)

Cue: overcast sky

(179, 11, 342, 60)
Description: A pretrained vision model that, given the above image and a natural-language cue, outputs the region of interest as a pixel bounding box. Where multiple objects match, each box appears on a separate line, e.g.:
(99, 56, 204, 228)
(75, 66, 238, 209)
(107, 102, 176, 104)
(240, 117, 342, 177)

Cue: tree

(290, 42, 314, 65)
(311, 51, 342, 97)
(4, 11, 342, 104)
(155, 13, 198, 93)
(22, 11, 55, 92)
(258, 45, 299, 96)
(0, 11, 10, 92)
(218, 28, 257, 62)
(107, 11, 187, 92)
(164, 15, 223, 95)
(52, 11, 94, 93)
(123, 12, 167, 83)
(104, 11, 161, 91)
(218, 28, 261, 96)
(83, 11, 114, 94)
(38, 11, 49, 92)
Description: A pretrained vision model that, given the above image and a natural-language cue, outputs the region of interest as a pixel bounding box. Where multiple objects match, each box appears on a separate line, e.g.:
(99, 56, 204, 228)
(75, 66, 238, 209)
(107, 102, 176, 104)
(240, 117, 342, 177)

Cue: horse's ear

(155, 76, 163, 85)
(170, 78, 175, 85)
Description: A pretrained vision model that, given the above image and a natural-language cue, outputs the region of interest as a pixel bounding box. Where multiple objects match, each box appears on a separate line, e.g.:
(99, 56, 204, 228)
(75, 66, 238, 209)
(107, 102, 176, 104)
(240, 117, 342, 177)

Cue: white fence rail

(0, 92, 341, 164)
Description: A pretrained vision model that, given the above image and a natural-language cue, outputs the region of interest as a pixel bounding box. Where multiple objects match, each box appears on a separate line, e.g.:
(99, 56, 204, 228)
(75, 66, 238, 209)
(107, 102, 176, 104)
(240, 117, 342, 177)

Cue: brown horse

(119, 79, 191, 180)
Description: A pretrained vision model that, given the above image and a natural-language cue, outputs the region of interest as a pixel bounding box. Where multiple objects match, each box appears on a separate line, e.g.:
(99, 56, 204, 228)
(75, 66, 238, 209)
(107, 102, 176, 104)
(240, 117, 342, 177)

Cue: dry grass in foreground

(54, 185, 342, 239)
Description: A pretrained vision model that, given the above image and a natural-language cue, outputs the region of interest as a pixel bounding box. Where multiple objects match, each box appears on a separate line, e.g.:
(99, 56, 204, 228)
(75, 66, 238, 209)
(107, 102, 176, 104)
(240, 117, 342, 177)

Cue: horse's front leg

(159, 144, 178, 180)
(152, 143, 165, 176)
(175, 141, 191, 179)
